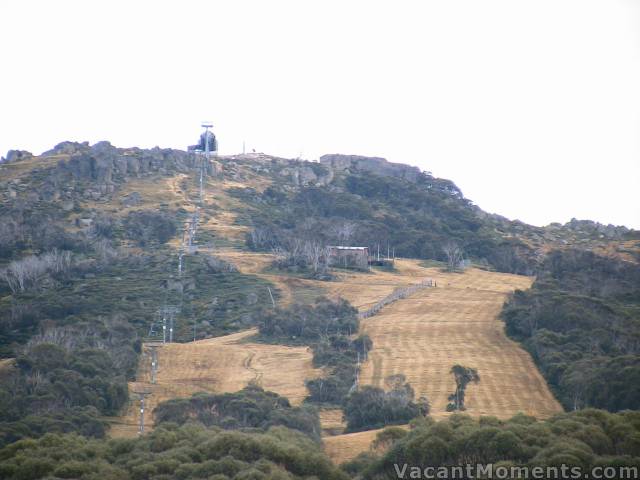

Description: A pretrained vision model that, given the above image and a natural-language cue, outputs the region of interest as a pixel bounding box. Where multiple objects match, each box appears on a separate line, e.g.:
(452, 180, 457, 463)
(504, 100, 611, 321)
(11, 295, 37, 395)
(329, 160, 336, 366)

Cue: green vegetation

(154, 384, 321, 440)
(0, 199, 277, 448)
(235, 171, 537, 274)
(0, 249, 275, 349)
(258, 297, 372, 406)
(346, 409, 640, 476)
(2, 147, 639, 475)
(0, 208, 85, 261)
(502, 249, 640, 411)
(0, 248, 277, 444)
(344, 375, 429, 433)
(0, 318, 139, 446)
(446, 365, 480, 412)
(122, 210, 179, 246)
(0, 423, 349, 480)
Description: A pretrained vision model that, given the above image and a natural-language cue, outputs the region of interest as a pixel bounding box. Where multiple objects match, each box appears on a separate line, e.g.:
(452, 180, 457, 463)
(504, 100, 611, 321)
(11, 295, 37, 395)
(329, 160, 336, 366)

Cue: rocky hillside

(0, 140, 638, 457)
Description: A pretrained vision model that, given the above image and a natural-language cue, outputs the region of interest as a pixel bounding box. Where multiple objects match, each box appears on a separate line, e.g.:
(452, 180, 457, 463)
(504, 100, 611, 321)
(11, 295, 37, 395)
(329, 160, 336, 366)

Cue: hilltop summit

(320, 153, 422, 182)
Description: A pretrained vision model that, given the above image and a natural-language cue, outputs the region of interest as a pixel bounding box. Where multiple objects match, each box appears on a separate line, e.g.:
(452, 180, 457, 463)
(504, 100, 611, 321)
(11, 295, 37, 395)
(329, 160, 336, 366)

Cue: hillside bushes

(154, 384, 321, 440)
(347, 409, 640, 477)
(502, 249, 640, 411)
(260, 297, 358, 340)
(236, 171, 537, 274)
(344, 376, 429, 432)
(123, 210, 177, 246)
(0, 423, 349, 480)
(258, 297, 372, 406)
(0, 318, 139, 446)
(0, 210, 83, 259)
(0, 249, 72, 293)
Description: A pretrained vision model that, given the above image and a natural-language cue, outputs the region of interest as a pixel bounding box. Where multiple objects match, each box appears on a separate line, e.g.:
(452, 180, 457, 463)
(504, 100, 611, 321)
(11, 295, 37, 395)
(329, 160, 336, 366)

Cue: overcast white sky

(1, 1, 639, 228)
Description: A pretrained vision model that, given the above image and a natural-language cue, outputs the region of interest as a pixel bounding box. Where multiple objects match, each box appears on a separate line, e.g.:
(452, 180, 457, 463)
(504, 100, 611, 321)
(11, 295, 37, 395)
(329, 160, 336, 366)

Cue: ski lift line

(142, 124, 217, 426)
(150, 128, 213, 341)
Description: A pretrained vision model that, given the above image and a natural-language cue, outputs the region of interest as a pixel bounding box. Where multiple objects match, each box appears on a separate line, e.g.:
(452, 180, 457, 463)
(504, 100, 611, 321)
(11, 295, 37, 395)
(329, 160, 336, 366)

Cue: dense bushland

(122, 210, 178, 246)
(0, 248, 274, 354)
(0, 423, 349, 480)
(0, 203, 276, 449)
(0, 317, 139, 447)
(155, 384, 321, 440)
(346, 409, 640, 477)
(236, 171, 537, 274)
(344, 375, 430, 433)
(0, 209, 85, 260)
(502, 249, 640, 411)
(0, 247, 276, 444)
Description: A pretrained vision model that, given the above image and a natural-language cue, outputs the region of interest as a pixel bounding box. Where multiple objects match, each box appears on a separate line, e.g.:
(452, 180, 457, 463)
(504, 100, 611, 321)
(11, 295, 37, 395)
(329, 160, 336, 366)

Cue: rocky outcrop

(320, 154, 422, 182)
(556, 218, 631, 240)
(2, 150, 33, 163)
(42, 141, 90, 156)
(280, 163, 333, 187)
(0, 141, 222, 205)
(54, 141, 216, 182)
(38, 141, 216, 201)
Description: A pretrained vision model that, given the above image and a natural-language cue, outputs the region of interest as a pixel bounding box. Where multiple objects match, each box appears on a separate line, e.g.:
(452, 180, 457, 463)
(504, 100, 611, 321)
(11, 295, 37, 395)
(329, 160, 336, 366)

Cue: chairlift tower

(132, 389, 152, 434)
(147, 344, 161, 384)
(156, 306, 180, 343)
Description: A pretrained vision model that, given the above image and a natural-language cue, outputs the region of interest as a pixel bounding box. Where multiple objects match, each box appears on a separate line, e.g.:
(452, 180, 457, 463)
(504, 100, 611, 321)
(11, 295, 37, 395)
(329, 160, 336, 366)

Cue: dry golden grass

(77, 173, 191, 217)
(323, 429, 383, 464)
(323, 261, 430, 309)
(0, 358, 15, 376)
(109, 329, 321, 438)
(319, 409, 346, 436)
(122, 174, 189, 210)
(593, 239, 640, 264)
(321, 263, 563, 464)
(199, 179, 256, 243)
(216, 249, 298, 306)
(358, 265, 563, 420)
(323, 424, 417, 465)
(0, 154, 65, 180)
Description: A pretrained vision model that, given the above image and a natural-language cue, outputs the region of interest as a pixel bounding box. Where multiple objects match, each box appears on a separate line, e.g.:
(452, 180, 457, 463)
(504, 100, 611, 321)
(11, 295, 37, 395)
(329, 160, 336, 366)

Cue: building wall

(328, 248, 369, 269)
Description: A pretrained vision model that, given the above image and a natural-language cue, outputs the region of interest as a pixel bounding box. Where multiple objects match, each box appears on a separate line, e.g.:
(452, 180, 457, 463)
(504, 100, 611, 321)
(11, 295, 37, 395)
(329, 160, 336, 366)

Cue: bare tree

(0, 268, 20, 294)
(271, 246, 289, 265)
(303, 240, 326, 273)
(94, 239, 120, 263)
(330, 221, 357, 245)
(442, 242, 464, 272)
(249, 227, 275, 250)
(0, 249, 72, 293)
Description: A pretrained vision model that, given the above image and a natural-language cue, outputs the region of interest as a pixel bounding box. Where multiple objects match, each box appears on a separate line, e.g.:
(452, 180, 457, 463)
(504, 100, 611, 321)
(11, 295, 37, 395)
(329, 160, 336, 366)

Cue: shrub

(123, 210, 177, 246)
(154, 385, 321, 441)
(343, 376, 427, 432)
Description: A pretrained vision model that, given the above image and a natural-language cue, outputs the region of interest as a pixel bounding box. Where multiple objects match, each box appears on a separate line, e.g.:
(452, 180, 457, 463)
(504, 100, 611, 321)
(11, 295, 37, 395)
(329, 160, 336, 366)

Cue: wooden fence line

(358, 278, 434, 319)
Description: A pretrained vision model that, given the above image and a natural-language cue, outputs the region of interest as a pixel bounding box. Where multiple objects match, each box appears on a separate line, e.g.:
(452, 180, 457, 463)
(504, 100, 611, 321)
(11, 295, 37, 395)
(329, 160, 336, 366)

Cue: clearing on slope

(109, 329, 321, 438)
(358, 266, 562, 419)
(322, 263, 563, 464)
